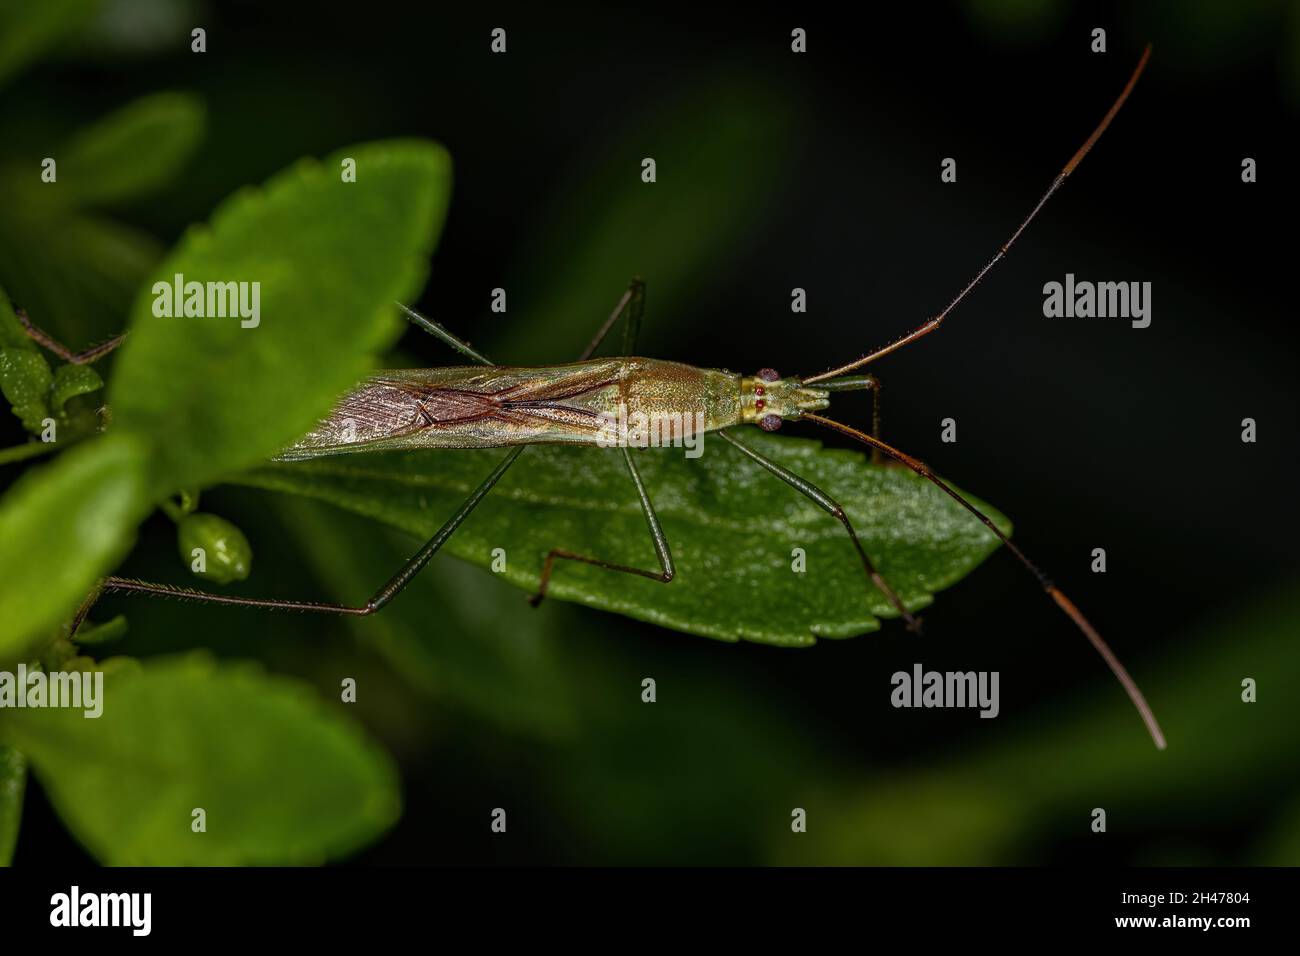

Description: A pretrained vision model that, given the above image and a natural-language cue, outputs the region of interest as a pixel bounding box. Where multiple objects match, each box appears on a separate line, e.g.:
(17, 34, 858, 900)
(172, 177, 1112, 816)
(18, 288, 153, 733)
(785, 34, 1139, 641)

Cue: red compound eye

(759, 414, 782, 432)
(756, 368, 780, 382)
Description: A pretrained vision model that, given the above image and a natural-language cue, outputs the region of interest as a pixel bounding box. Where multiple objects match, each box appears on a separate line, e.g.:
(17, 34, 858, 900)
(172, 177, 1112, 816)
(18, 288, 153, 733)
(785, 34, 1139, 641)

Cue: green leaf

(0, 654, 401, 865)
(109, 140, 453, 497)
(236, 433, 1009, 646)
(0, 743, 24, 866)
(0, 0, 99, 90)
(48, 361, 102, 414)
(0, 284, 33, 350)
(59, 92, 206, 207)
(0, 346, 51, 431)
(0, 432, 148, 661)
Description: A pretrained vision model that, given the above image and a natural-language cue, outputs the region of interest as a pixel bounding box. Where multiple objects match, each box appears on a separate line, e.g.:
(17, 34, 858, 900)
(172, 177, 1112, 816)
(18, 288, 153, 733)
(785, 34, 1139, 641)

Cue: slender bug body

(275, 360, 828, 458)
(37, 47, 1164, 749)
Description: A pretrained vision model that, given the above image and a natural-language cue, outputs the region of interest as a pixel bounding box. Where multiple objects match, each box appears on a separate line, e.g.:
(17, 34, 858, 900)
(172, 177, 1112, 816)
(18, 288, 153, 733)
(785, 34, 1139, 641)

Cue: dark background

(3, 0, 1298, 864)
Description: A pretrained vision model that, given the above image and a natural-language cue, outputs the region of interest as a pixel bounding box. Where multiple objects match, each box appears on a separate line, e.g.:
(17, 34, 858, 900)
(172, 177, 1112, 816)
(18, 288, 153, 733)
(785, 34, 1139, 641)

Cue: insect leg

(69, 446, 526, 634)
(16, 308, 126, 364)
(529, 445, 673, 606)
(718, 429, 920, 631)
(396, 302, 494, 365)
(577, 277, 645, 360)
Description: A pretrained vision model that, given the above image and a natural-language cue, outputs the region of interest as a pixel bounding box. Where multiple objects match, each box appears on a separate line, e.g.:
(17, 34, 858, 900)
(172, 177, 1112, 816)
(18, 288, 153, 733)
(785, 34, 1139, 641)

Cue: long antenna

(804, 44, 1152, 384)
(803, 412, 1167, 751)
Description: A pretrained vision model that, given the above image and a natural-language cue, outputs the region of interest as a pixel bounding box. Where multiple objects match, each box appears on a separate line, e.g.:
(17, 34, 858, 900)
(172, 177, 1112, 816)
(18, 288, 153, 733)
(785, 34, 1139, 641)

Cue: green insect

(45, 47, 1162, 749)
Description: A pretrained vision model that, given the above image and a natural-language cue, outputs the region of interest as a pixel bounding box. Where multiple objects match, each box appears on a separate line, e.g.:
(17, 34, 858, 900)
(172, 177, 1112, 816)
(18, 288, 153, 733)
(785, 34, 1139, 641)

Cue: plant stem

(0, 441, 57, 466)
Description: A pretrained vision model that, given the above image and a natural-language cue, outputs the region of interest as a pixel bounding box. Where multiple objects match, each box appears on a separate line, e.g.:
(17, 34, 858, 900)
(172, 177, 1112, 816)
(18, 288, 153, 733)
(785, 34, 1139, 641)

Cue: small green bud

(178, 512, 252, 584)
